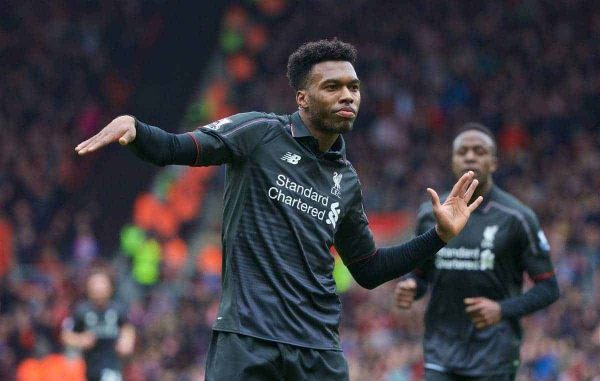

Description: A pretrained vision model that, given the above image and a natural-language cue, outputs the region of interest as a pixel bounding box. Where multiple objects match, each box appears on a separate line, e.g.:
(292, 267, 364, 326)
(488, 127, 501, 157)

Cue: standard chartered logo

(435, 247, 495, 271)
(268, 174, 340, 228)
(326, 202, 340, 228)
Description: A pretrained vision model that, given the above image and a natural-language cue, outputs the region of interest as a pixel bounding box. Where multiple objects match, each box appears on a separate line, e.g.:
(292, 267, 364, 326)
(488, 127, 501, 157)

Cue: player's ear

(296, 89, 308, 110)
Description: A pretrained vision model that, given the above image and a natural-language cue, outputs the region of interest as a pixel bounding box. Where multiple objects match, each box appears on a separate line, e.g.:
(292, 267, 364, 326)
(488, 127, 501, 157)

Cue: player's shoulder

(108, 300, 128, 316)
(202, 112, 285, 132)
(73, 300, 93, 316)
(490, 186, 539, 223)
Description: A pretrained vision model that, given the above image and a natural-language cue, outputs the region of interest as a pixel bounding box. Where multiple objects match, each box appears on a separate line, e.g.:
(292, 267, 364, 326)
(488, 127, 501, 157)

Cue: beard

(306, 99, 355, 134)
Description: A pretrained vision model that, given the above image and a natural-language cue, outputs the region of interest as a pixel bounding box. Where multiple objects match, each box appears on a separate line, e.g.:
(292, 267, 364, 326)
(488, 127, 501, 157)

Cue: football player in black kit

(395, 123, 559, 381)
(62, 270, 135, 381)
(75, 39, 485, 380)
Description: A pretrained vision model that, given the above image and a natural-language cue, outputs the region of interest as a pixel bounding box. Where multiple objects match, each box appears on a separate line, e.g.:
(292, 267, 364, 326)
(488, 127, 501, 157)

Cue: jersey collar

(290, 111, 347, 161)
(474, 184, 498, 213)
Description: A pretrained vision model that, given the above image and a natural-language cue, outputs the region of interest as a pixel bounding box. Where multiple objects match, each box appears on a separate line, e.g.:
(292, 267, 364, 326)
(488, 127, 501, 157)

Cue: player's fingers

(467, 196, 484, 213)
(397, 293, 416, 303)
(76, 130, 111, 154)
(119, 126, 136, 145)
(79, 136, 108, 154)
(75, 133, 103, 153)
(396, 295, 414, 307)
(458, 171, 475, 196)
(465, 304, 482, 314)
(463, 179, 479, 202)
(83, 129, 124, 153)
(464, 297, 482, 305)
(449, 171, 472, 198)
(427, 188, 441, 209)
(399, 278, 417, 290)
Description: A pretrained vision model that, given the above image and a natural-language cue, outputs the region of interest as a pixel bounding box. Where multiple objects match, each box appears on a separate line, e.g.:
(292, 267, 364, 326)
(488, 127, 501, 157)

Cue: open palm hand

(427, 171, 483, 242)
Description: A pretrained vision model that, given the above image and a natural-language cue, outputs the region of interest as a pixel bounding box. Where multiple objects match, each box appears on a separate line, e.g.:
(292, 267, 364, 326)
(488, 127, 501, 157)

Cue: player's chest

(435, 212, 515, 271)
(83, 308, 120, 338)
(250, 137, 356, 230)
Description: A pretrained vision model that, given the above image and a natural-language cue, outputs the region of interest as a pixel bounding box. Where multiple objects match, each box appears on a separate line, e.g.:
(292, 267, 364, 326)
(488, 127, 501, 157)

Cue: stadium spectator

(62, 270, 135, 381)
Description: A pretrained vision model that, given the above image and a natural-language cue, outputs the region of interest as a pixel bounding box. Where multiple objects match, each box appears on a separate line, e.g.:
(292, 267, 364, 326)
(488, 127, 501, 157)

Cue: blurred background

(1, 0, 599, 380)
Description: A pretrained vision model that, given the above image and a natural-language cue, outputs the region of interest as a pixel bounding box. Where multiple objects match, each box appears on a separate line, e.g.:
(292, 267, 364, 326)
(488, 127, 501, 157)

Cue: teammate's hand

(464, 297, 501, 329)
(75, 115, 137, 155)
(79, 332, 97, 349)
(395, 278, 417, 309)
(427, 171, 483, 242)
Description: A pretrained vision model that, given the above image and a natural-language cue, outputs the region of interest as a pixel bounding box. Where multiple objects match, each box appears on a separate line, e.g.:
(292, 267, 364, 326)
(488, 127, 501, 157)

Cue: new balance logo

(281, 152, 302, 164)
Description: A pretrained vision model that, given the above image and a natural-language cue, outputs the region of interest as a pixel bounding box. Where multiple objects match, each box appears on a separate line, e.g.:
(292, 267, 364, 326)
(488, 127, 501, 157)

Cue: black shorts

(205, 331, 349, 381)
(425, 369, 516, 381)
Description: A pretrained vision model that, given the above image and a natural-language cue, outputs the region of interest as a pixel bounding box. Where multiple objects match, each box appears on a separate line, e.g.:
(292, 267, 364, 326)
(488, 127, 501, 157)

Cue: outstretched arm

(75, 116, 197, 166)
(345, 171, 483, 289)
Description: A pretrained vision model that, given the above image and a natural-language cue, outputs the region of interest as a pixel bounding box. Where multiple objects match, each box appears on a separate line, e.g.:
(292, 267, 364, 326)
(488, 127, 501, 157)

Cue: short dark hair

(286, 39, 357, 90)
(455, 122, 495, 141)
(454, 122, 497, 155)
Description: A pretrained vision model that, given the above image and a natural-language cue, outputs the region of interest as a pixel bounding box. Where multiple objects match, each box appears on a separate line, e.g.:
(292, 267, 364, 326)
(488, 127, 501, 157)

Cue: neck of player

(299, 110, 339, 152)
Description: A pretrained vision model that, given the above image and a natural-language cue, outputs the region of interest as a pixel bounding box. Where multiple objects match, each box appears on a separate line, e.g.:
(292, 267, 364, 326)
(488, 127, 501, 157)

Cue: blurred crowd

(1, 0, 599, 380)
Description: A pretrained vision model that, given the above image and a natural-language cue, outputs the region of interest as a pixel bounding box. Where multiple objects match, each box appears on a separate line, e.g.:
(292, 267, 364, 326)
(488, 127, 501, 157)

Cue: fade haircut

(286, 39, 357, 90)
(454, 122, 497, 155)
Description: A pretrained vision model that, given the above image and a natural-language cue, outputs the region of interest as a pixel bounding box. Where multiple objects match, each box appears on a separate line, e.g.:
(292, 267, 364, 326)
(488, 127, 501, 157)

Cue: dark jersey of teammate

(132, 111, 376, 350)
(62, 300, 128, 379)
(412, 185, 555, 376)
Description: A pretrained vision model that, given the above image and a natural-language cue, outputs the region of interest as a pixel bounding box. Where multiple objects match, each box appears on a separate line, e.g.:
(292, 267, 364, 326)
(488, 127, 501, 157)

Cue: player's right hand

(395, 278, 417, 309)
(75, 115, 136, 155)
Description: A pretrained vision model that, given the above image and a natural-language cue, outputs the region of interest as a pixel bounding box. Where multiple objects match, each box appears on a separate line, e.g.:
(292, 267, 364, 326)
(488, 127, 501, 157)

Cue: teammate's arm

(61, 316, 96, 350)
(395, 203, 437, 309)
(498, 211, 559, 318)
(339, 172, 483, 289)
(115, 323, 136, 356)
(465, 211, 559, 329)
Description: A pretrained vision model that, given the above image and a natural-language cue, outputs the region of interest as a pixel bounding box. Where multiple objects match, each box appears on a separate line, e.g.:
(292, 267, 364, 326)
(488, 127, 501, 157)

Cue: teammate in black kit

(76, 39, 483, 381)
(395, 124, 559, 381)
(62, 270, 135, 381)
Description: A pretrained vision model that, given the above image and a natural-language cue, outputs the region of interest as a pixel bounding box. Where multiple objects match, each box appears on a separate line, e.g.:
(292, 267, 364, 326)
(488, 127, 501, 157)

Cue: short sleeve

(334, 191, 376, 265)
(518, 210, 555, 281)
(189, 112, 273, 165)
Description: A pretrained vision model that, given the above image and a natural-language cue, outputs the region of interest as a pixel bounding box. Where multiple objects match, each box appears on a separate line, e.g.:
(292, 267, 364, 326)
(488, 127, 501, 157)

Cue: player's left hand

(464, 297, 501, 329)
(427, 171, 483, 242)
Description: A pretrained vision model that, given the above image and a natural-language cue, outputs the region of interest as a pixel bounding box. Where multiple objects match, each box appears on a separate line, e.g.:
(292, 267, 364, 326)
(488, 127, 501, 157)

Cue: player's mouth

(462, 168, 481, 177)
(334, 107, 356, 119)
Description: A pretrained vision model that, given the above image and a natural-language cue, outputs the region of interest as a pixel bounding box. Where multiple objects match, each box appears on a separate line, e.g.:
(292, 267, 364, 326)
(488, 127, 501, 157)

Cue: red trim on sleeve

(413, 268, 424, 277)
(186, 132, 201, 165)
(344, 249, 378, 266)
(531, 271, 555, 282)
